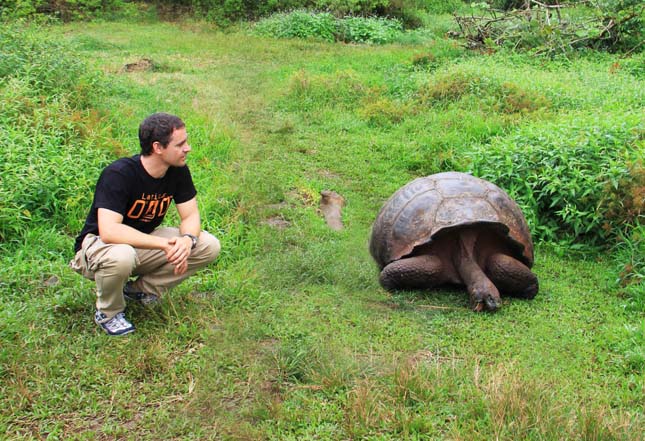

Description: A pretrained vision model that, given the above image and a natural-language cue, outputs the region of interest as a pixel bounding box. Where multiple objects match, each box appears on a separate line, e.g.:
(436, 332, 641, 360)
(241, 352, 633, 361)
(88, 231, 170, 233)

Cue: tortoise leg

(455, 229, 501, 312)
(379, 255, 446, 291)
(486, 253, 539, 299)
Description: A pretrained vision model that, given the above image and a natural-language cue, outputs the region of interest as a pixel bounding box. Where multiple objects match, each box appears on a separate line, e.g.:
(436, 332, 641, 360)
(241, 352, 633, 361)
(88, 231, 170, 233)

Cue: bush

(419, 70, 550, 114)
(0, 0, 131, 21)
(337, 15, 403, 44)
(358, 96, 413, 126)
(469, 114, 644, 246)
(0, 23, 103, 102)
(254, 10, 403, 44)
(0, 0, 466, 24)
(0, 24, 113, 244)
(194, 0, 441, 27)
(253, 10, 337, 42)
(487, 0, 560, 10)
(315, 0, 390, 15)
(422, 0, 464, 14)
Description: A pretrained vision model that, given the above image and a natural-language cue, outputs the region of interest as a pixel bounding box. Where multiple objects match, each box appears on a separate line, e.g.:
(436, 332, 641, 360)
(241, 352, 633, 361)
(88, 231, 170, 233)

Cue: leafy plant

(254, 10, 404, 44)
(253, 10, 338, 42)
(336, 15, 403, 44)
(0, 0, 132, 21)
(0, 23, 113, 243)
(358, 96, 413, 126)
(470, 115, 644, 245)
(419, 69, 550, 114)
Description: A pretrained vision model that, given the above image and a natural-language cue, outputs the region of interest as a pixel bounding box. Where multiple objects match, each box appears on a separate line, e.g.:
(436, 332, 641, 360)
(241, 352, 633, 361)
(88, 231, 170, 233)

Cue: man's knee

(101, 244, 137, 276)
(197, 231, 221, 264)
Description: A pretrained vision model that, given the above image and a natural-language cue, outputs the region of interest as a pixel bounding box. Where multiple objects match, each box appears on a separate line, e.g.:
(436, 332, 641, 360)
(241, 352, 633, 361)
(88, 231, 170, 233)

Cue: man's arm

(176, 197, 201, 239)
(98, 208, 169, 250)
(98, 207, 187, 274)
(170, 197, 201, 275)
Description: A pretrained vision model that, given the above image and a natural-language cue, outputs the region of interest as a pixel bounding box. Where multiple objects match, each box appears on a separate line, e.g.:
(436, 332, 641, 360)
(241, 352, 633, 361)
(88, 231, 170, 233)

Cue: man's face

(159, 127, 191, 167)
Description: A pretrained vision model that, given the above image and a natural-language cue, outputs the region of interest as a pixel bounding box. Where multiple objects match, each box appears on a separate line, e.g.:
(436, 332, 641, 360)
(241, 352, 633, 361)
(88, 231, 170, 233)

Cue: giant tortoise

(369, 172, 538, 312)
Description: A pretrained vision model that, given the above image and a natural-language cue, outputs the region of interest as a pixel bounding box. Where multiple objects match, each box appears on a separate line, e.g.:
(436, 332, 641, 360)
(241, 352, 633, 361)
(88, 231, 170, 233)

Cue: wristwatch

(182, 233, 198, 249)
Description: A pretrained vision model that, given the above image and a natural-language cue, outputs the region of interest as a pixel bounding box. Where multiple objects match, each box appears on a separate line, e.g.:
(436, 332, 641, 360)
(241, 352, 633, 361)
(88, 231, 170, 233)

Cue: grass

(1, 19, 644, 439)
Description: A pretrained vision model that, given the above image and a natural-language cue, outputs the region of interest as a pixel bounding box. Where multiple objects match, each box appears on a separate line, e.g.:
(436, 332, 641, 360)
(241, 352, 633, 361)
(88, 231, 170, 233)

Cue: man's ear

(152, 141, 163, 154)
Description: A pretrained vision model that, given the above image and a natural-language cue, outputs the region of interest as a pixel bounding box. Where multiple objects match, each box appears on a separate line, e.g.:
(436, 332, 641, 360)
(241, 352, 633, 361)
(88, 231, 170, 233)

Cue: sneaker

(123, 283, 159, 306)
(94, 310, 135, 336)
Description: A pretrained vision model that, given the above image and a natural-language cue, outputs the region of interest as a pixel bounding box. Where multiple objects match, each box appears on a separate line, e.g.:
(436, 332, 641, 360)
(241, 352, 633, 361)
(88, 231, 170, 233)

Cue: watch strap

(182, 233, 198, 249)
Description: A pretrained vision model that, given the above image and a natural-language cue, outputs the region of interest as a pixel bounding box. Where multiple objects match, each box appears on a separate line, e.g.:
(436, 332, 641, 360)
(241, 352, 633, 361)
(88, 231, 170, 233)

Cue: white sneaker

(94, 310, 135, 336)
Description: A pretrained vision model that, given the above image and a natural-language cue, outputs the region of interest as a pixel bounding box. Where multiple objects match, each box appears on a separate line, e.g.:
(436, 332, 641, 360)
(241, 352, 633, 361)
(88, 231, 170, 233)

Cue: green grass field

(1, 19, 644, 439)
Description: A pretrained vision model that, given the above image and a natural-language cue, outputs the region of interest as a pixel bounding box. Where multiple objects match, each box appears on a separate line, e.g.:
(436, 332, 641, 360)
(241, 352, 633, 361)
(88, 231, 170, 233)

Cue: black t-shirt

(74, 155, 197, 252)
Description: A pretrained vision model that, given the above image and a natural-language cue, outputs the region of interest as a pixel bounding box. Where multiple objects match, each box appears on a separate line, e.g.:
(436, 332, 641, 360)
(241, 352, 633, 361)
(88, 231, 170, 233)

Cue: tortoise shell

(369, 172, 534, 270)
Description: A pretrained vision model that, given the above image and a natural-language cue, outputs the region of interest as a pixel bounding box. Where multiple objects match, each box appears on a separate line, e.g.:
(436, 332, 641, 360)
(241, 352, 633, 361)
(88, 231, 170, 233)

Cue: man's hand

(164, 235, 193, 275)
(174, 258, 188, 275)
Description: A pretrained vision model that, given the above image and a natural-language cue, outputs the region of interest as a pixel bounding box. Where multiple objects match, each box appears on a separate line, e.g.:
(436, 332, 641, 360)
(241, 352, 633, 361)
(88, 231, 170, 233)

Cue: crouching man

(71, 113, 220, 336)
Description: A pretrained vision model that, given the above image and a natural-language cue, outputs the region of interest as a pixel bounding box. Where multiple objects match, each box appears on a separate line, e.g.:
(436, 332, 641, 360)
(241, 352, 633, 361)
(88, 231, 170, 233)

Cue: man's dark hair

(138, 113, 185, 156)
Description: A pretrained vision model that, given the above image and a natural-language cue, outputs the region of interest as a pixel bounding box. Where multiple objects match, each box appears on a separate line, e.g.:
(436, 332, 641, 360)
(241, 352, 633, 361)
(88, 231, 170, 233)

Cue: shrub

(488, 0, 563, 10)
(193, 0, 419, 26)
(254, 10, 403, 44)
(0, 0, 131, 21)
(469, 114, 644, 245)
(358, 96, 413, 126)
(253, 10, 337, 42)
(419, 70, 550, 114)
(315, 0, 389, 15)
(422, 0, 464, 14)
(336, 15, 403, 44)
(0, 24, 113, 244)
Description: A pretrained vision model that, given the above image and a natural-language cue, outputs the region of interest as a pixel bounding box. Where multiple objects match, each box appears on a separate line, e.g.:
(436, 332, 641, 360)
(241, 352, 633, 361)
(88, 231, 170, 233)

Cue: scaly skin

(378, 227, 538, 312)
(486, 253, 538, 299)
(379, 255, 446, 291)
(454, 229, 501, 312)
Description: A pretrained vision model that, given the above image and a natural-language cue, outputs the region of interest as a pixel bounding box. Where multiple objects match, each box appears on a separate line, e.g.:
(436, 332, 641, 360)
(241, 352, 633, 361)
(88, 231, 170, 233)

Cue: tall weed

(281, 69, 369, 111)
(614, 222, 645, 311)
(0, 24, 113, 244)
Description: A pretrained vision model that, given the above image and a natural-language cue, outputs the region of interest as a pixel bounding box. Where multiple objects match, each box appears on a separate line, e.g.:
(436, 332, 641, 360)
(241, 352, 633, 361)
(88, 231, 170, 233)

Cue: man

(71, 113, 220, 336)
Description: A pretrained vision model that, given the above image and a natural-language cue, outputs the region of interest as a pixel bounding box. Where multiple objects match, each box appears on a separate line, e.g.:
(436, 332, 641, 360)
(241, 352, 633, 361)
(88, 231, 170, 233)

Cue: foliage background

(0, 1, 643, 438)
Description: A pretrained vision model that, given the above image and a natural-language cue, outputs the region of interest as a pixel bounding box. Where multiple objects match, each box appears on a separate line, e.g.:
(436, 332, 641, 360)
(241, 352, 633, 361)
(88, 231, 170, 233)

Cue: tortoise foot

(379, 255, 445, 291)
(486, 253, 539, 299)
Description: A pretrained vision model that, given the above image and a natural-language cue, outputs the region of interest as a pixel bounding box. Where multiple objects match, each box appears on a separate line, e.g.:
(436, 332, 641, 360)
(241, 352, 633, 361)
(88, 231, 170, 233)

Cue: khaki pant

(70, 227, 220, 319)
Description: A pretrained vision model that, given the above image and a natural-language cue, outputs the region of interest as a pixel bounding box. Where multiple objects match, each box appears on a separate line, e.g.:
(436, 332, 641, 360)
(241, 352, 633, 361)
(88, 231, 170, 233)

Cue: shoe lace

(107, 313, 132, 331)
